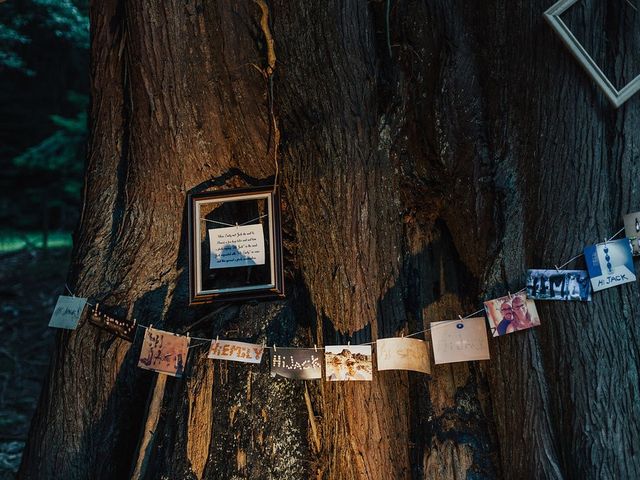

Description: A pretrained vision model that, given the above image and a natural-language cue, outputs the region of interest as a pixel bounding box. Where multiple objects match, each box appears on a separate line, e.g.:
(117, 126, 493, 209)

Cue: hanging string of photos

(48, 212, 640, 381)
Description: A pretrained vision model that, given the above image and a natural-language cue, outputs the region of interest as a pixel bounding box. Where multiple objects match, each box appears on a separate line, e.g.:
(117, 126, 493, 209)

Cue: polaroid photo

(324, 345, 372, 381)
(484, 292, 541, 337)
(623, 212, 640, 256)
(526, 269, 591, 301)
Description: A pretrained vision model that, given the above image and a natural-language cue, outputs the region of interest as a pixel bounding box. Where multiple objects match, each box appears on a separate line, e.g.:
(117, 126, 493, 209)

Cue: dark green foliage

(0, 0, 88, 247)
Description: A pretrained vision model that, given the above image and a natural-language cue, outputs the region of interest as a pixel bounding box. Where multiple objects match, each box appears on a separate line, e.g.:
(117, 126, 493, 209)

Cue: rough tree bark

(19, 1, 640, 479)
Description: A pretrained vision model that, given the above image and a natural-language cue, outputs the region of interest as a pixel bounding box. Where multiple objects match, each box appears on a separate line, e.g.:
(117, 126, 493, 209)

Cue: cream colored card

(376, 337, 430, 373)
(431, 317, 490, 364)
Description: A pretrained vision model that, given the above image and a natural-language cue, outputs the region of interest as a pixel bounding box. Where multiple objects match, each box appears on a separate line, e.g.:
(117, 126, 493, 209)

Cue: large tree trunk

(19, 1, 640, 479)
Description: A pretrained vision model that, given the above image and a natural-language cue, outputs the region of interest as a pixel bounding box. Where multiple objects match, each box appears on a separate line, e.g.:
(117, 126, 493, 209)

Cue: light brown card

(376, 337, 430, 374)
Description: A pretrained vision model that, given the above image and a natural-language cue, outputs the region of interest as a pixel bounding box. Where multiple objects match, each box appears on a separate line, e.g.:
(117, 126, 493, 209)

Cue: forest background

(0, 1, 87, 477)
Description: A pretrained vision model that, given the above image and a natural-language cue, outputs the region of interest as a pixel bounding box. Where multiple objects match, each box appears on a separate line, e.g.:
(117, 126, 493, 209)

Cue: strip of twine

(72, 227, 628, 349)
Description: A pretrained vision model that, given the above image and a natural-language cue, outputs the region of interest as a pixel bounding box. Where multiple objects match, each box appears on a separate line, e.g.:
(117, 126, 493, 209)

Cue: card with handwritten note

(208, 340, 264, 364)
(48, 295, 87, 330)
(430, 317, 490, 365)
(208, 224, 265, 269)
(376, 337, 430, 373)
(138, 328, 190, 377)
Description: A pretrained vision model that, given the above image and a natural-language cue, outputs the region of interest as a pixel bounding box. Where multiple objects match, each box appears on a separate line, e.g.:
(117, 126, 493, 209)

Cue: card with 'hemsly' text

(208, 339, 264, 364)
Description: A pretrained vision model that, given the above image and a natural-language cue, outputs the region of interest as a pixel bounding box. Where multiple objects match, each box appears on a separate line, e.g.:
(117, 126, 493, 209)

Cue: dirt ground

(0, 248, 70, 479)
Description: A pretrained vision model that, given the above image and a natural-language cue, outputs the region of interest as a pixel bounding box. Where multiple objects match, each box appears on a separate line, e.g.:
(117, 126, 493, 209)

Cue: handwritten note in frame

(209, 224, 265, 269)
(188, 186, 284, 304)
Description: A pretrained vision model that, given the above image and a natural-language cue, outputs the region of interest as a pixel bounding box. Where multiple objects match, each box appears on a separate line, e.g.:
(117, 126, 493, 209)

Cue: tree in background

(11, 92, 87, 248)
(0, 0, 88, 249)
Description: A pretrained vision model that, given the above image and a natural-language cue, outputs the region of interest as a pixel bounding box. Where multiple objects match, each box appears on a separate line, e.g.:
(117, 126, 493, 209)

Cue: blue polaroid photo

(584, 239, 636, 292)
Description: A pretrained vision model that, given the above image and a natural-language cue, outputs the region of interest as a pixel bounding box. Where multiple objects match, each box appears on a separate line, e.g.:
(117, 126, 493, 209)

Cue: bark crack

(253, 0, 280, 190)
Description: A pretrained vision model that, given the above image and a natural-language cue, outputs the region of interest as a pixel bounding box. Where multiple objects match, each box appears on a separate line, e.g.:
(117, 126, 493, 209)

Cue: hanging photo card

(324, 345, 372, 381)
(584, 239, 636, 292)
(270, 348, 323, 380)
(623, 212, 640, 256)
(484, 292, 541, 337)
(88, 304, 137, 341)
(208, 224, 265, 269)
(526, 269, 592, 301)
(376, 337, 430, 374)
(138, 328, 190, 378)
(208, 340, 264, 364)
(431, 318, 490, 364)
(48, 295, 87, 330)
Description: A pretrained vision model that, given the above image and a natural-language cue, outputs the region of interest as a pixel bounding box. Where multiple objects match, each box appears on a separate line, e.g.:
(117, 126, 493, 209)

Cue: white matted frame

(544, 0, 640, 108)
(187, 186, 284, 304)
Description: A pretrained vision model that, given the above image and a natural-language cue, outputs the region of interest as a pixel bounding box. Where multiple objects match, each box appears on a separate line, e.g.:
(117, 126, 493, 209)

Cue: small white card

(208, 340, 264, 364)
(431, 317, 490, 365)
(48, 295, 87, 330)
(208, 224, 265, 269)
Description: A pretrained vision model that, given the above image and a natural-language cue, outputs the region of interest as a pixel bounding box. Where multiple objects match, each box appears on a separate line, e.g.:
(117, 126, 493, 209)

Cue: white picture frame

(544, 0, 640, 108)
